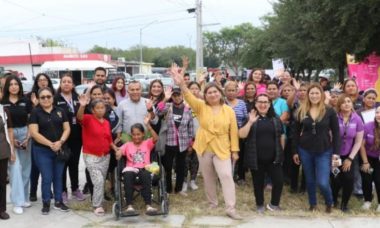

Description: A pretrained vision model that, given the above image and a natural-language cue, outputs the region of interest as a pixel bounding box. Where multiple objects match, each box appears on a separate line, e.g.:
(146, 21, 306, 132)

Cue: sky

(0, 0, 274, 52)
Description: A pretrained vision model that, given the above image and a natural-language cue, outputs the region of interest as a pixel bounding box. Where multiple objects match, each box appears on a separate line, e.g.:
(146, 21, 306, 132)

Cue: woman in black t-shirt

(1, 75, 32, 214)
(239, 93, 285, 213)
(54, 74, 85, 203)
(29, 88, 71, 215)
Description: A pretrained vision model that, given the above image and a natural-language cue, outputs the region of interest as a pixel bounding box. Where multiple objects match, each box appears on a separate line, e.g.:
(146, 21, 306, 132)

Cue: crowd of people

(0, 60, 379, 221)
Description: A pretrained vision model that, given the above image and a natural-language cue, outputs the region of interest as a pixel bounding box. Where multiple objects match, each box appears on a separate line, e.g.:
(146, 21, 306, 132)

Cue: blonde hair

(296, 83, 326, 121)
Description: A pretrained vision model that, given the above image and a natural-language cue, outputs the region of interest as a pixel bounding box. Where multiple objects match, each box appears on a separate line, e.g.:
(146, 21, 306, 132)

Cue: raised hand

(169, 62, 184, 86)
(248, 109, 259, 124)
(145, 99, 153, 110)
(333, 82, 342, 90)
(143, 114, 151, 126)
(164, 86, 173, 101)
(79, 94, 89, 106)
(292, 78, 300, 90)
(31, 92, 38, 106)
(237, 81, 245, 91)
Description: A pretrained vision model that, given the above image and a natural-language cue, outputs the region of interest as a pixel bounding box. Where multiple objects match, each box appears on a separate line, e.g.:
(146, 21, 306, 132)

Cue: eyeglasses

(312, 122, 316, 135)
(256, 101, 270, 105)
(39, 95, 52, 100)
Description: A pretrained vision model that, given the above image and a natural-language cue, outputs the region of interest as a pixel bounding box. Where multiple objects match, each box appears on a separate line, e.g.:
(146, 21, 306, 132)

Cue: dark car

(106, 72, 131, 84)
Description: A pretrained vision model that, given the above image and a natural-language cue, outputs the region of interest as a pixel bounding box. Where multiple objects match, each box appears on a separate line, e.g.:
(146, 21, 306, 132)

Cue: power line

(0, 8, 186, 33)
(51, 16, 195, 38)
(1, 0, 86, 24)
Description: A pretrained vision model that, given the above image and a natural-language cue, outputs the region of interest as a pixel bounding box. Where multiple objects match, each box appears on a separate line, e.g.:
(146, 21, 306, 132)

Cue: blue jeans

(298, 147, 333, 206)
(33, 145, 65, 203)
(9, 126, 31, 206)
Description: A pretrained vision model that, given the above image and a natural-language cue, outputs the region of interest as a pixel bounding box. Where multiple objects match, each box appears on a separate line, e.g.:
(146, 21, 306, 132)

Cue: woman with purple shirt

(331, 94, 364, 212)
(360, 106, 380, 211)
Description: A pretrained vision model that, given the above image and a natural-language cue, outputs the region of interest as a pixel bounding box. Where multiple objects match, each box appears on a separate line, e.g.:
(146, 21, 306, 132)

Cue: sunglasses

(39, 95, 52, 100)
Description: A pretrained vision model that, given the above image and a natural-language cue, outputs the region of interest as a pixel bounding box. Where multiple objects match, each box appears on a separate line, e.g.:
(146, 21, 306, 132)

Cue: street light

(140, 20, 157, 73)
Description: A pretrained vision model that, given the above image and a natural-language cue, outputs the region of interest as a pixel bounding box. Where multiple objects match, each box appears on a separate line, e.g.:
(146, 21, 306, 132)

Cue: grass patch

(69, 173, 380, 225)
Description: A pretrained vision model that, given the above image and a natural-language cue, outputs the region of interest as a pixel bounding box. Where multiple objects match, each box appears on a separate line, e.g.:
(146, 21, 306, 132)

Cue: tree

(203, 23, 257, 75)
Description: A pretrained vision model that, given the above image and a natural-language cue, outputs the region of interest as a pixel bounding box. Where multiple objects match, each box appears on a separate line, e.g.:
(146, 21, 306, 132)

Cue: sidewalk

(3, 157, 380, 227)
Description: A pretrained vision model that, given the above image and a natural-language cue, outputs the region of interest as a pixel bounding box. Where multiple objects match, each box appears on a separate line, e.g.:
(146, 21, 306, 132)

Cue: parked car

(21, 81, 33, 95)
(106, 72, 131, 84)
(51, 78, 61, 90)
(160, 77, 174, 89)
(75, 84, 88, 95)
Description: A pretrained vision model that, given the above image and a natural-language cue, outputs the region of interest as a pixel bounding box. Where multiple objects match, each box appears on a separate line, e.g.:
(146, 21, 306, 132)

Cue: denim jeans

(33, 145, 65, 203)
(298, 147, 333, 206)
(8, 126, 31, 206)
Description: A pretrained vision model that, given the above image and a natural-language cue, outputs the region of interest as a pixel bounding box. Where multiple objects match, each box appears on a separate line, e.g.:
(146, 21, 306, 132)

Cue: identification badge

(72, 116, 77, 125)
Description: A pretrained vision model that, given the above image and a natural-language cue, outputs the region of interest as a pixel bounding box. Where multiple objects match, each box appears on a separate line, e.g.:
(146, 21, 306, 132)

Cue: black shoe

(341, 204, 349, 213)
(354, 193, 364, 199)
(0, 211, 10, 220)
(42, 203, 50, 215)
(54, 202, 70, 212)
(29, 193, 37, 202)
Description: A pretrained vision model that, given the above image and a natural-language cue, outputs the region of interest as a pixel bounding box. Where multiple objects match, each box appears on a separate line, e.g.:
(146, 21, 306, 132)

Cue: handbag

(49, 119, 71, 162)
(155, 104, 172, 156)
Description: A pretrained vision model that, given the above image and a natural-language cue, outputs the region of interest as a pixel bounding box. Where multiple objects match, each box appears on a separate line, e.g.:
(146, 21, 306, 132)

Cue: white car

(51, 78, 61, 90)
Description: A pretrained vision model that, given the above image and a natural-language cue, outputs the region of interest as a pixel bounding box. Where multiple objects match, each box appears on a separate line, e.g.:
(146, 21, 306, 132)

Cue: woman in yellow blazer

(170, 63, 241, 220)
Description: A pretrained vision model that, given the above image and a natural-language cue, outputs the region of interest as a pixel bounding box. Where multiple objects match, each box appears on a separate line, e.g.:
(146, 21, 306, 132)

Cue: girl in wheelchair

(116, 115, 158, 215)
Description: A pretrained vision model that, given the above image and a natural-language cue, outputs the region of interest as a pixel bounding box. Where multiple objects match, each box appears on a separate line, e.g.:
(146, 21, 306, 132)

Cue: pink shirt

(238, 82, 267, 97)
(120, 138, 155, 168)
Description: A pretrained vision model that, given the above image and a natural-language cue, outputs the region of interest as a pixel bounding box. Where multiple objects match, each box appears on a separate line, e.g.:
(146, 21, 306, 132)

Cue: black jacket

(54, 92, 82, 140)
(243, 117, 284, 170)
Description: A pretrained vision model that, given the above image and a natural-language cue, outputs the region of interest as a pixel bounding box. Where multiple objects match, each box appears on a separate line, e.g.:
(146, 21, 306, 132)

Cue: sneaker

(178, 191, 188, 196)
(72, 189, 86, 201)
(257, 205, 265, 214)
(41, 203, 50, 215)
(182, 182, 188, 192)
(22, 202, 32, 208)
(13, 206, 23, 215)
(266, 203, 281, 212)
(54, 202, 70, 212)
(62, 192, 68, 204)
(362, 201, 371, 210)
(190, 180, 199, 190)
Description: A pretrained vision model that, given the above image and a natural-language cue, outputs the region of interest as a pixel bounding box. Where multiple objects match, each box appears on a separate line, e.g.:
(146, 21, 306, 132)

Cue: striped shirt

(226, 99, 248, 128)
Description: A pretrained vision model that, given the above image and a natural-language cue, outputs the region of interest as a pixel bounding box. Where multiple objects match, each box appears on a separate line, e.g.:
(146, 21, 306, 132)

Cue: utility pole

(195, 0, 203, 69)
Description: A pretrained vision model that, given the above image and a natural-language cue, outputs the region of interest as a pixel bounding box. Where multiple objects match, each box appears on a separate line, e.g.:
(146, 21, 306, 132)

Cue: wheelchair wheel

(159, 168, 169, 215)
(112, 203, 120, 220)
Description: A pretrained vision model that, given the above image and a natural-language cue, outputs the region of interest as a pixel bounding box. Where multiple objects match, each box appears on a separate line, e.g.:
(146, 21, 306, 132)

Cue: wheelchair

(112, 151, 169, 219)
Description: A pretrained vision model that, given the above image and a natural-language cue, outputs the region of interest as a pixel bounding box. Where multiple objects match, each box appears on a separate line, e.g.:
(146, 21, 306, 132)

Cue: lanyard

(61, 93, 74, 113)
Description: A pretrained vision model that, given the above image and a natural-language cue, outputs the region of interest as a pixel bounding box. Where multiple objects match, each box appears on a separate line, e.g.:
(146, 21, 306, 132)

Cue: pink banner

(347, 54, 380, 101)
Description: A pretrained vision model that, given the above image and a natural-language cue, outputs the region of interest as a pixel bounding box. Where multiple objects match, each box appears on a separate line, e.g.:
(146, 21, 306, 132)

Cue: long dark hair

(149, 79, 165, 103)
(254, 93, 276, 118)
(111, 76, 126, 97)
(32, 73, 55, 95)
(57, 73, 77, 95)
(1, 75, 24, 103)
(104, 88, 117, 106)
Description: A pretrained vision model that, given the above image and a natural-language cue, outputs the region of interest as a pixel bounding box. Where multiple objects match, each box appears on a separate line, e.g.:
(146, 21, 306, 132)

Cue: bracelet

(363, 162, 369, 165)
(346, 157, 353, 162)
